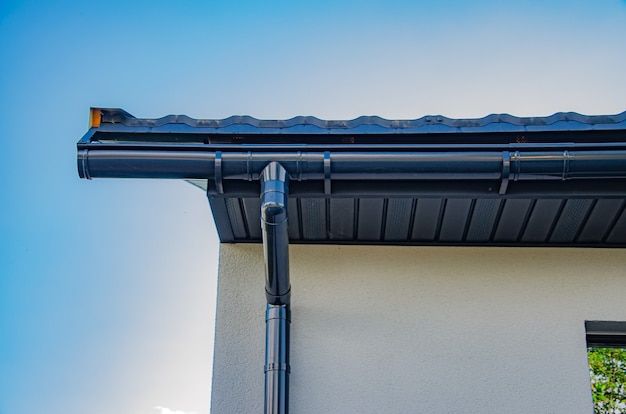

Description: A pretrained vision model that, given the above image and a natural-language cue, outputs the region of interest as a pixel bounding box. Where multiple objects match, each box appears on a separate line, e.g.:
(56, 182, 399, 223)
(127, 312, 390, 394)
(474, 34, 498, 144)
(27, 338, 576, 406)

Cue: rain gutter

(78, 147, 626, 195)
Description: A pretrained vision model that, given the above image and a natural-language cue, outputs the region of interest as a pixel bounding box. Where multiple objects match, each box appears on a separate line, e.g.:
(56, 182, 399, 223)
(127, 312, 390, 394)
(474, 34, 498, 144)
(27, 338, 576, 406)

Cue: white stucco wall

(211, 245, 626, 413)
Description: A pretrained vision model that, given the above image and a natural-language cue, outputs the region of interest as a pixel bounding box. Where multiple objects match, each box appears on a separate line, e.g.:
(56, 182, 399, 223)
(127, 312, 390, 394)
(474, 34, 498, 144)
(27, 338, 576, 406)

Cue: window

(586, 321, 626, 414)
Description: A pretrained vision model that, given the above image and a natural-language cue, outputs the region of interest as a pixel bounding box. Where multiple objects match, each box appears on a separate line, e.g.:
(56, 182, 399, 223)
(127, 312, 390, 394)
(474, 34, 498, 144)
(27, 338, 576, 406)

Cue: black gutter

(261, 162, 291, 414)
(77, 148, 626, 196)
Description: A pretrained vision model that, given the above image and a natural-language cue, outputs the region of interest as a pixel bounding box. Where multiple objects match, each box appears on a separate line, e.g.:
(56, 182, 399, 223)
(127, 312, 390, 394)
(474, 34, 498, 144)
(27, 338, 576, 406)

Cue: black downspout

(260, 162, 291, 414)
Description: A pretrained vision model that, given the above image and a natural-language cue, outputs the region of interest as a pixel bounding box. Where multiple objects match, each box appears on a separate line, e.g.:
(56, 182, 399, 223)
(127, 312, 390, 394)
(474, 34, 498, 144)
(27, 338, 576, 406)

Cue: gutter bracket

(499, 151, 511, 195)
(214, 151, 224, 194)
(562, 150, 570, 181)
(512, 150, 521, 182)
(324, 151, 331, 195)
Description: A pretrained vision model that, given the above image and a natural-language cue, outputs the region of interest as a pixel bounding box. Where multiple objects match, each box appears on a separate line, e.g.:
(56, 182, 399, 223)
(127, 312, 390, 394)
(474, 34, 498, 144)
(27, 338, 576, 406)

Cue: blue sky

(1, 1, 625, 413)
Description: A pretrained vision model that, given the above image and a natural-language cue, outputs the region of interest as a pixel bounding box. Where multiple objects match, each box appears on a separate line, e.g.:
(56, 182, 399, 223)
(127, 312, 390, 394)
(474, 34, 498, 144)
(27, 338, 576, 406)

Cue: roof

(78, 108, 626, 247)
(89, 108, 626, 137)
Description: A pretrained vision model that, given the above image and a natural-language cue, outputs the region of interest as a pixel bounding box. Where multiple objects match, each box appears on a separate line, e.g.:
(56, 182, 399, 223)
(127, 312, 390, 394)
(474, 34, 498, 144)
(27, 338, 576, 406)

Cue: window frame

(586, 321, 626, 348)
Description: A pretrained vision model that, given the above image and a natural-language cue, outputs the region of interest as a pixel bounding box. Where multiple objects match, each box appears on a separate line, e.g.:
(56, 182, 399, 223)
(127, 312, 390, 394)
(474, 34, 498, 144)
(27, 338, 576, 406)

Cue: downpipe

(261, 162, 291, 414)
(265, 305, 290, 414)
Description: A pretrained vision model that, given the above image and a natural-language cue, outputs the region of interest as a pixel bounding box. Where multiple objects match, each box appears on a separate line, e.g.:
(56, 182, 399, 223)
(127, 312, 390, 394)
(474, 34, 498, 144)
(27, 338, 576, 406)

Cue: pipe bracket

(265, 363, 291, 373)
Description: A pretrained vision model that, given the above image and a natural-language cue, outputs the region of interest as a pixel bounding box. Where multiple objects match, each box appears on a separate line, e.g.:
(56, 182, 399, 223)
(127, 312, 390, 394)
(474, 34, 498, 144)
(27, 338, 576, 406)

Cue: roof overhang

(77, 108, 626, 247)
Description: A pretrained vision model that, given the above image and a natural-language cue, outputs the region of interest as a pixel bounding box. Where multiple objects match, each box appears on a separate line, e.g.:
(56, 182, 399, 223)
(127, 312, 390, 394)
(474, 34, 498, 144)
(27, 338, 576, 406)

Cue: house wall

(211, 245, 626, 413)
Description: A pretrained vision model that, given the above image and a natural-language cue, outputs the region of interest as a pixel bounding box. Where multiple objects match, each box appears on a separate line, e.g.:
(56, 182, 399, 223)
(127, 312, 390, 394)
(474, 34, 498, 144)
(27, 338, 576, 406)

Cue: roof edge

(93, 108, 626, 131)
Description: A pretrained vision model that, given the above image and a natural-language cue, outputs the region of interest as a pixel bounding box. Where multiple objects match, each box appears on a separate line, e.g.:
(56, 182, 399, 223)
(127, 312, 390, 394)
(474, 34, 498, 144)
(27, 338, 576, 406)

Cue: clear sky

(0, 1, 625, 413)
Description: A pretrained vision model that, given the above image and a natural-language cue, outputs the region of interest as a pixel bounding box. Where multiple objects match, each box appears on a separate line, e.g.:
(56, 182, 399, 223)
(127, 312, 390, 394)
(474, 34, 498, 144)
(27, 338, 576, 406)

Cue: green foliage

(588, 348, 626, 414)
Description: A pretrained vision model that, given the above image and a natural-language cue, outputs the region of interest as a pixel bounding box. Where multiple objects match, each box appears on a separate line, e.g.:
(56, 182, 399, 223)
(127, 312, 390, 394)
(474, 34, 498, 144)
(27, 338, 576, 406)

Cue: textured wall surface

(211, 245, 626, 413)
